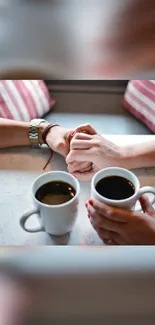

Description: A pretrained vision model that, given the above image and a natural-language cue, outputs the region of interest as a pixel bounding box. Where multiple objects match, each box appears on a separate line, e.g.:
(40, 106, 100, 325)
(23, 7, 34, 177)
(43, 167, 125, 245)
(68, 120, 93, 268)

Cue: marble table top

(0, 135, 155, 246)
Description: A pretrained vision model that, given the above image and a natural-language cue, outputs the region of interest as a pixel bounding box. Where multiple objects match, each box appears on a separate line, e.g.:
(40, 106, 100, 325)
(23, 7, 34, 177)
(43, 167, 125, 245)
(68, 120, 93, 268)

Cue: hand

(46, 126, 72, 158)
(67, 123, 97, 176)
(86, 196, 155, 245)
(91, 0, 155, 77)
(67, 133, 124, 181)
(45, 123, 97, 160)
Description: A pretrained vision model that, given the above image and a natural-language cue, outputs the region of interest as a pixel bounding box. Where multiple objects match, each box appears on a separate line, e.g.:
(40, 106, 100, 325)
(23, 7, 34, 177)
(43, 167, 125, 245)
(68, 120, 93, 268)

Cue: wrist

(39, 122, 49, 145)
(42, 124, 61, 148)
(119, 145, 139, 169)
(46, 125, 60, 146)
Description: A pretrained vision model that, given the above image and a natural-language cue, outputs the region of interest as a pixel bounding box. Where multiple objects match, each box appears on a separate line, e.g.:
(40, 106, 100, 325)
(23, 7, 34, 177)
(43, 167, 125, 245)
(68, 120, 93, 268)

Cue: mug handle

(20, 209, 45, 233)
(135, 186, 155, 212)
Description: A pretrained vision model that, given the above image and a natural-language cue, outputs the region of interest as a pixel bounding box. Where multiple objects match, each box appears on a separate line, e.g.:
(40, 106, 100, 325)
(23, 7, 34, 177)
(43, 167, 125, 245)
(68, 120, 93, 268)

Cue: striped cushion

(123, 80, 155, 133)
(0, 80, 55, 121)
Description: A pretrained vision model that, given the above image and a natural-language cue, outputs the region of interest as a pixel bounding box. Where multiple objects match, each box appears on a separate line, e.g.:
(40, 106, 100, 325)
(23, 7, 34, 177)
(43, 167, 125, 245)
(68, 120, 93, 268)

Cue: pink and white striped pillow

(0, 80, 56, 121)
(123, 80, 155, 133)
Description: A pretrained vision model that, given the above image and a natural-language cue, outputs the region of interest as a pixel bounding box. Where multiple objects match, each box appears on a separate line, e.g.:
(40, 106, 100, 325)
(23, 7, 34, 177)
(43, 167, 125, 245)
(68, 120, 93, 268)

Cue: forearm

(122, 140, 155, 169)
(0, 118, 48, 149)
(0, 118, 31, 148)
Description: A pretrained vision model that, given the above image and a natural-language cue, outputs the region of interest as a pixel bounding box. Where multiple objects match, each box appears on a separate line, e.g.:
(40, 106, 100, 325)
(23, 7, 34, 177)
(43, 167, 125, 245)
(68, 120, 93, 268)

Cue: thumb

(139, 195, 155, 217)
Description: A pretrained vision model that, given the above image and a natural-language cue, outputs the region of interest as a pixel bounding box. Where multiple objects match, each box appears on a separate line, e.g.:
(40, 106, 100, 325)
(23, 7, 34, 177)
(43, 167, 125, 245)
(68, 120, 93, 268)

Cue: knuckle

(91, 210, 102, 225)
(106, 208, 114, 219)
(74, 133, 81, 139)
(91, 147, 98, 155)
(94, 140, 101, 148)
(85, 123, 92, 128)
(93, 146, 101, 155)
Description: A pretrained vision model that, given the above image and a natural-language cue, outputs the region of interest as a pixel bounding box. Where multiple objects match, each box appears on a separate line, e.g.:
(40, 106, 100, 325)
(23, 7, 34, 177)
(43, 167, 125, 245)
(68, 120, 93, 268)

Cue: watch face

(29, 119, 46, 147)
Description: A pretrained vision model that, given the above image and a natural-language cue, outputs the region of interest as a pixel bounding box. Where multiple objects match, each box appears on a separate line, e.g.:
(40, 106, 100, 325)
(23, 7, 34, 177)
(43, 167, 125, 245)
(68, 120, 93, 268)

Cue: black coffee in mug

(36, 181, 76, 205)
(95, 176, 135, 200)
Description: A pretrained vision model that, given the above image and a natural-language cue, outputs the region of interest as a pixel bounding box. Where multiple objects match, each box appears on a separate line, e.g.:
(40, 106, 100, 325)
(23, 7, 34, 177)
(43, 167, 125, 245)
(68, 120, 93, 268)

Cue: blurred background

(0, 0, 155, 79)
(1, 247, 155, 325)
(0, 0, 155, 324)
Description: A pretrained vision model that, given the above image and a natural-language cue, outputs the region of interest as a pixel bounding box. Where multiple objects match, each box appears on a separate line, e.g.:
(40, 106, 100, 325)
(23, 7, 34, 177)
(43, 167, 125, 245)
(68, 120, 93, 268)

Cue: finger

(71, 137, 100, 150)
(90, 219, 120, 245)
(89, 199, 130, 223)
(66, 148, 94, 164)
(72, 133, 93, 140)
(70, 139, 93, 150)
(139, 195, 155, 216)
(72, 171, 95, 182)
(69, 132, 93, 145)
(68, 161, 92, 173)
(80, 166, 92, 173)
(88, 203, 123, 234)
(75, 124, 97, 135)
(98, 228, 127, 245)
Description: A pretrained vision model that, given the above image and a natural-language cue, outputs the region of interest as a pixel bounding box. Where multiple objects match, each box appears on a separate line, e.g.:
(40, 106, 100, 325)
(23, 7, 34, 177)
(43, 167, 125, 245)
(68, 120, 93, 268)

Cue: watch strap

(42, 124, 59, 145)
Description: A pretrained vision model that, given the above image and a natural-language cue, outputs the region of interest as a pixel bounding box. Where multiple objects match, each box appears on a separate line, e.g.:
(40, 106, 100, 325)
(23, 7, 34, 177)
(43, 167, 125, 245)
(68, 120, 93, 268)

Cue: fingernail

(85, 202, 88, 208)
(89, 200, 93, 206)
(70, 131, 75, 137)
(88, 213, 91, 219)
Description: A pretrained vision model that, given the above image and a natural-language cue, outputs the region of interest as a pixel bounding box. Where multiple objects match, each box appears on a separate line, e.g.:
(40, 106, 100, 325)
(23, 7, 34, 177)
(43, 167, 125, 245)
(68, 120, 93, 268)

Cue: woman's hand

(86, 196, 155, 245)
(46, 123, 97, 161)
(67, 124, 97, 176)
(67, 132, 124, 181)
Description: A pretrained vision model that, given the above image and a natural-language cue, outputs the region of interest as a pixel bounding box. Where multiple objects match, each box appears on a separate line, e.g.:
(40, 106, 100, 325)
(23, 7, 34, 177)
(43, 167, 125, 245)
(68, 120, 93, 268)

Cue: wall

(45, 80, 128, 114)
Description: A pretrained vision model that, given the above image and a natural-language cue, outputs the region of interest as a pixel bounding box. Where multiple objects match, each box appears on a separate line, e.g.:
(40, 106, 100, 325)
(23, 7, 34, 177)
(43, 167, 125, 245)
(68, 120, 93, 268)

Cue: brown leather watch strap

(42, 124, 59, 145)
(42, 124, 59, 170)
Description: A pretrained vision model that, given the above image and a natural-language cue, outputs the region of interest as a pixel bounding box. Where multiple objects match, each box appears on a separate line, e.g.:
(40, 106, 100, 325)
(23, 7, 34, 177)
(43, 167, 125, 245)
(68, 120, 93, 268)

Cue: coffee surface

(95, 176, 135, 200)
(36, 181, 76, 205)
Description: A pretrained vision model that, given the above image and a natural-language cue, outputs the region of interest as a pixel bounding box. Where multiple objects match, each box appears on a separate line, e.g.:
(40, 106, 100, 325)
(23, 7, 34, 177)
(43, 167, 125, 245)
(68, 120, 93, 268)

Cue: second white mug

(91, 167, 155, 211)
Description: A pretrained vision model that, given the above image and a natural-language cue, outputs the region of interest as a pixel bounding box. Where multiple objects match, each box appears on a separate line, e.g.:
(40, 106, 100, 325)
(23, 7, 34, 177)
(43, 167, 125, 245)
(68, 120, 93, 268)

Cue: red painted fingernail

(88, 213, 91, 219)
(89, 200, 93, 206)
(71, 131, 75, 137)
(85, 202, 88, 208)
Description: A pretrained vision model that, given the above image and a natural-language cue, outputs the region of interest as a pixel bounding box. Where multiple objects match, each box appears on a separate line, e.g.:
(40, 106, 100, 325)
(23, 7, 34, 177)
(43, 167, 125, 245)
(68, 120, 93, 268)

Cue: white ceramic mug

(91, 167, 155, 210)
(20, 171, 80, 236)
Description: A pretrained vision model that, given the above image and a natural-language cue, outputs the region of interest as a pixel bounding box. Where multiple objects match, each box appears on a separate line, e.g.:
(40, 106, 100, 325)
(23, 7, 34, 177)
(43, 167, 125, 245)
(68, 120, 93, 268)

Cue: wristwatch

(29, 118, 48, 148)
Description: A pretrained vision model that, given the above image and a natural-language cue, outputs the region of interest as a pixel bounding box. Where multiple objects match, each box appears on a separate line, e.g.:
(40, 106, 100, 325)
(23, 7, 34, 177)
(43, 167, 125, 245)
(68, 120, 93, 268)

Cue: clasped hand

(66, 123, 124, 181)
(47, 123, 155, 245)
